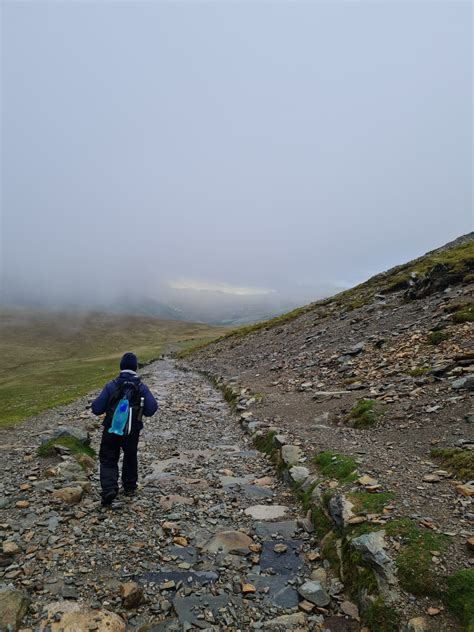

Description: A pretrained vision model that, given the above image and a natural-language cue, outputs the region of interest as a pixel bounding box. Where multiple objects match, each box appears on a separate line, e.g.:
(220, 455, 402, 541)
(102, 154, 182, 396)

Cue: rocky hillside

(187, 234, 474, 631)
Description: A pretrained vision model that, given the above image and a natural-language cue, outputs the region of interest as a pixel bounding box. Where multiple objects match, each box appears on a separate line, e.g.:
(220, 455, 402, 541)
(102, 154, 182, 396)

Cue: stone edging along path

(193, 368, 464, 632)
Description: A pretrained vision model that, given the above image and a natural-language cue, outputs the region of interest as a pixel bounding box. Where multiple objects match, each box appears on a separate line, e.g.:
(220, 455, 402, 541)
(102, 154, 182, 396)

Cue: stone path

(0, 360, 345, 631)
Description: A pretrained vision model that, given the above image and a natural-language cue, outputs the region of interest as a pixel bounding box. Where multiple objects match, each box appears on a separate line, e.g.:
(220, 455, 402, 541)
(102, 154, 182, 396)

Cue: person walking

(91, 352, 158, 506)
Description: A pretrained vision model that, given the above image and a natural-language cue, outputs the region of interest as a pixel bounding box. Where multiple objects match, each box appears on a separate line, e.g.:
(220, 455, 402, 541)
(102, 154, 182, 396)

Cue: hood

(116, 370, 141, 384)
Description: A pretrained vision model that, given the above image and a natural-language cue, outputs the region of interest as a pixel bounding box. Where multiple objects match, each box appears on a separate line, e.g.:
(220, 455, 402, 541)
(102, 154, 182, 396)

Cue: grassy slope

(0, 309, 226, 427)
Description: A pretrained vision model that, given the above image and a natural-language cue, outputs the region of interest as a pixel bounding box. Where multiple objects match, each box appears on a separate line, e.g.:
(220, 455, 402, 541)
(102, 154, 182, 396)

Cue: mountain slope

(186, 234, 474, 631)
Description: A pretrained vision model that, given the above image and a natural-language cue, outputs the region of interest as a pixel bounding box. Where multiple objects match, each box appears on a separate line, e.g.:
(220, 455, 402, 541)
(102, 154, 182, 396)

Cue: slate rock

(297, 580, 330, 606)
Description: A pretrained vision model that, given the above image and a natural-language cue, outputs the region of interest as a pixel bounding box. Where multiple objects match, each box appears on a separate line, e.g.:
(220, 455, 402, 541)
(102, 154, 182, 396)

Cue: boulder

(289, 466, 310, 485)
(47, 426, 90, 445)
(2, 541, 20, 556)
(52, 486, 83, 505)
(298, 580, 330, 606)
(0, 586, 29, 631)
(204, 530, 253, 555)
(452, 376, 474, 391)
(120, 581, 144, 609)
(328, 494, 355, 528)
(281, 445, 301, 466)
(46, 601, 125, 632)
(351, 531, 398, 600)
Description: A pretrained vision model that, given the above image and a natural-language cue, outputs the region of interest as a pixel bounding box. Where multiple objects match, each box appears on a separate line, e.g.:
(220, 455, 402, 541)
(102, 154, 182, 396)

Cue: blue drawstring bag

(108, 398, 130, 435)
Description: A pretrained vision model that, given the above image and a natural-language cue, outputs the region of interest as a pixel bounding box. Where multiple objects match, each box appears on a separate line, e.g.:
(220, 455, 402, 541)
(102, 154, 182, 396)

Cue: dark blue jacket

(91, 371, 158, 429)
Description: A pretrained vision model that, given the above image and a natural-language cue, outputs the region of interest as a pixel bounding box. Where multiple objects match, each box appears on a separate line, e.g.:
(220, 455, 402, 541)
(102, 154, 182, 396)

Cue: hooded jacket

(91, 371, 158, 430)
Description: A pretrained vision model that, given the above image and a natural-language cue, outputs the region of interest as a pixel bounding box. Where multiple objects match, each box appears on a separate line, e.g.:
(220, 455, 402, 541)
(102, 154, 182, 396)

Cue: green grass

(314, 451, 358, 484)
(427, 330, 450, 345)
(364, 597, 400, 632)
(0, 308, 226, 427)
(37, 436, 96, 458)
(446, 570, 474, 631)
(385, 519, 448, 596)
(431, 448, 474, 481)
(253, 431, 276, 455)
(407, 366, 430, 377)
(311, 505, 333, 540)
(349, 491, 395, 515)
(347, 399, 386, 428)
(453, 302, 474, 323)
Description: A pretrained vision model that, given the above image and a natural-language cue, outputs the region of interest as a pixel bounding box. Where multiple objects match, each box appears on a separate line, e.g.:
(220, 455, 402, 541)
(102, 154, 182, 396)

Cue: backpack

(106, 379, 142, 436)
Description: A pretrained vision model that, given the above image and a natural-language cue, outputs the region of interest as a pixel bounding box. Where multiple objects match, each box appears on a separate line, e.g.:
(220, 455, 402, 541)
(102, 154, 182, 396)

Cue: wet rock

(298, 579, 330, 606)
(0, 586, 29, 631)
(246, 574, 299, 608)
(260, 540, 303, 574)
(254, 520, 298, 538)
(204, 530, 253, 555)
(52, 486, 83, 504)
(119, 581, 143, 609)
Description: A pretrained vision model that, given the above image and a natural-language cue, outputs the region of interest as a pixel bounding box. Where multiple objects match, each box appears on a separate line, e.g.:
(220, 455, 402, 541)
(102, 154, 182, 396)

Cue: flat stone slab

(244, 505, 289, 520)
(246, 574, 299, 608)
(133, 570, 218, 587)
(254, 521, 298, 538)
(219, 474, 254, 487)
(260, 540, 304, 574)
(238, 484, 274, 499)
(164, 545, 198, 564)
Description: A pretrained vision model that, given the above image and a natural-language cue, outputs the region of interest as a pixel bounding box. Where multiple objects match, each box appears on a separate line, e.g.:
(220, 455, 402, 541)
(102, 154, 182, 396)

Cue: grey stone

(246, 574, 299, 608)
(260, 540, 303, 574)
(328, 494, 355, 528)
(288, 466, 310, 484)
(0, 586, 29, 631)
(47, 425, 90, 445)
(254, 520, 298, 538)
(297, 579, 330, 606)
(173, 594, 243, 626)
(351, 530, 398, 600)
(244, 504, 289, 520)
(452, 376, 474, 390)
(281, 445, 301, 466)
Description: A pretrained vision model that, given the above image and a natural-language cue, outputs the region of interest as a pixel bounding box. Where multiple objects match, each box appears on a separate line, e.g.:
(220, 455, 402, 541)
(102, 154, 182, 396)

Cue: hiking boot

(101, 491, 117, 506)
(123, 487, 137, 497)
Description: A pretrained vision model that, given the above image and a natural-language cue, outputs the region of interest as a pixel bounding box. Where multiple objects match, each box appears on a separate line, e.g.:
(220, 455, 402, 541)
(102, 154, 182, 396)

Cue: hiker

(91, 352, 158, 506)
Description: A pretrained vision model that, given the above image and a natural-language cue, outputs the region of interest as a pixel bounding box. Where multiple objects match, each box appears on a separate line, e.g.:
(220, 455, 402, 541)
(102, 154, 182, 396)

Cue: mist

(1, 1, 472, 319)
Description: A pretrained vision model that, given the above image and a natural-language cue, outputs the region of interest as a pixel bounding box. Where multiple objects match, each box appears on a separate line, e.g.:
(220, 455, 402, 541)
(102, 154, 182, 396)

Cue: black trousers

(99, 427, 140, 497)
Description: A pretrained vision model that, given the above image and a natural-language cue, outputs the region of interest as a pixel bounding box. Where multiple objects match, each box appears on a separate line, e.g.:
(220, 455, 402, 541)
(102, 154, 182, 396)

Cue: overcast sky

(1, 1, 472, 305)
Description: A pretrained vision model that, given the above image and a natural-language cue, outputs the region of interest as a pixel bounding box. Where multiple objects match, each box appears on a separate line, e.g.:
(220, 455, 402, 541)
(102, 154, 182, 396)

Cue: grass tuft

(38, 436, 96, 458)
(364, 597, 400, 632)
(349, 491, 395, 515)
(385, 518, 448, 596)
(431, 448, 474, 481)
(314, 451, 358, 484)
(348, 399, 386, 428)
(446, 569, 474, 631)
(427, 330, 449, 345)
(253, 431, 276, 455)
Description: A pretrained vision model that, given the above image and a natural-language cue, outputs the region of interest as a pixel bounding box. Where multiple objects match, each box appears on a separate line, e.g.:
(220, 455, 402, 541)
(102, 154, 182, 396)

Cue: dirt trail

(0, 360, 350, 631)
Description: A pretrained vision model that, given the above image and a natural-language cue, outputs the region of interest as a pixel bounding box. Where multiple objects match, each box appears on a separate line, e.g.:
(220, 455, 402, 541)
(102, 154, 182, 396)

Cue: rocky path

(0, 360, 350, 631)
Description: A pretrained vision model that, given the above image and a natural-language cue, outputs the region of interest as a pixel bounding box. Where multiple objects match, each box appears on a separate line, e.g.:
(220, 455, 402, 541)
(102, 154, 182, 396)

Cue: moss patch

(321, 531, 340, 574)
(427, 330, 449, 345)
(349, 491, 395, 515)
(431, 448, 474, 481)
(446, 569, 474, 631)
(314, 451, 358, 484)
(453, 302, 474, 323)
(364, 597, 400, 632)
(253, 431, 276, 455)
(311, 505, 333, 540)
(347, 399, 386, 428)
(38, 436, 96, 458)
(385, 519, 448, 596)
(407, 366, 430, 377)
